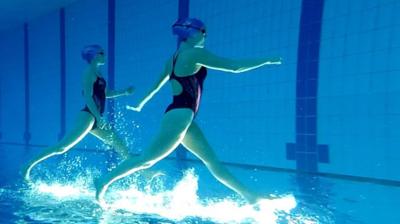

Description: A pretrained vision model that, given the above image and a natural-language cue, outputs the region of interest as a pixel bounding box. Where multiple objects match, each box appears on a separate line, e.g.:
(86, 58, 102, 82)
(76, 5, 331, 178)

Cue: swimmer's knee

(141, 160, 156, 169)
(204, 159, 222, 172)
(54, 147, 68, 154)
(136, 157, 158, 169)
(102, 139, 113, 146)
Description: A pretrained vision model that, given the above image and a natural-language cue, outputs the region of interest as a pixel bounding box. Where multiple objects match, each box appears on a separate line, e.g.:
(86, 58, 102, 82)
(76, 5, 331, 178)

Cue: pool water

(0, 151, 399, 224)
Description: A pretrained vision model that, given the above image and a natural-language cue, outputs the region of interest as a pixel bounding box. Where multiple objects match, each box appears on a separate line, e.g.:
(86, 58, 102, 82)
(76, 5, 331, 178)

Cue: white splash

(31, 169, 297, 223)
(34, 182, 91, 199)
(31, 175, 93, 201)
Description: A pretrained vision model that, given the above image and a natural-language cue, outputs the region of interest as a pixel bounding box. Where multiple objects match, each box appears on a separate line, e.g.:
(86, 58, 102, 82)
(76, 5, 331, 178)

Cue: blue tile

(305, 98, 317, 115)
(296, 152, 308, 170)
(318, 144, 330, 163)
(289, 0, 327, 172)
(24, 23, 30, 146)
(296, 143, 307, 153)
(306, 134, 317, 146)
(296, 152, 318, 172)
(306, 62, 319, 78)
(296, 117, 307, 133)
(59, 8, 66, 140)
(296, 134, 307, 145)
(286, 143, 296, 160)
(305, 154, 318, 172)
(305, 144, 316, 153)
(305, 116, 317, 134)
(296, 99, 308, 116)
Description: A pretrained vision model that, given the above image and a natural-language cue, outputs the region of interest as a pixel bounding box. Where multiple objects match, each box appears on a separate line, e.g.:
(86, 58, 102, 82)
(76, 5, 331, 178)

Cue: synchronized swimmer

(22, 17, 282, 207)
(94, 18, 282, 205)
(22, 45, 134, 182)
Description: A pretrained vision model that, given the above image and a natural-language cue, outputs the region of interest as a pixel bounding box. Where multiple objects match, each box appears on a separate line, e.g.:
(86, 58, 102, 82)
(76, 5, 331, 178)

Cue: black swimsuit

(165, 53, 207, 116)
(81, 76, 106, 129)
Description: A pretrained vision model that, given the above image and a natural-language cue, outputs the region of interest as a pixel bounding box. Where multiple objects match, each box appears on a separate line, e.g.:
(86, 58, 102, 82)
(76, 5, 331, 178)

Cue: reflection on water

(290, 174, 336, 223)
(1, 168, 297, 224)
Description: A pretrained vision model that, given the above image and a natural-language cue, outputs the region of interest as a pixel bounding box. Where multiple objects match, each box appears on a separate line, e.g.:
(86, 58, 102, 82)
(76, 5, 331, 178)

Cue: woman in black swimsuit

(95, 18, 282, 205)
(22, 45, 134, 182)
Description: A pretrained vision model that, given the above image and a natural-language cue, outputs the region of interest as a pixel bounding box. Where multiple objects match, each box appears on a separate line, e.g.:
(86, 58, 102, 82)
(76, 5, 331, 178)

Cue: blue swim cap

(81, 44, 103, 63)
(172, 18, 206, 41)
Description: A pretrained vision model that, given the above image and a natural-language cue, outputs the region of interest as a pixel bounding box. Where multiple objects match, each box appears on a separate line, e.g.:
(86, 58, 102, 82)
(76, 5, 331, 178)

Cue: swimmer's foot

(140, 170, 165, 181)
(21, 164, 32, 182)
(94, 178, 108, 209)
(246, 191, 279, 205)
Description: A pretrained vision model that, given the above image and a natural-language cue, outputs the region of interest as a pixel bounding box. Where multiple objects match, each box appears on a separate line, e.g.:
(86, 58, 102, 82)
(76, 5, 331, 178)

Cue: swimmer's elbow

(230, 65, 246, 73)
(83, 93, 94, 102)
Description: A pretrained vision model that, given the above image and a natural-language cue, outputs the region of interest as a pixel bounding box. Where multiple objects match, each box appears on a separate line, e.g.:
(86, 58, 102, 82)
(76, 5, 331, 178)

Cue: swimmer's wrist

(124, 86, 135, 96)
(266, 57, 282, 64)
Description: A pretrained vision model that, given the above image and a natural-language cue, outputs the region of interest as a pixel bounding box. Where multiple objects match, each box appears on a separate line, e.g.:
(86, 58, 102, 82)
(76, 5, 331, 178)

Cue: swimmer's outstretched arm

(193, 48, 282, 73)
(127, 59, 172, 112)
(106, 86, 135, 98)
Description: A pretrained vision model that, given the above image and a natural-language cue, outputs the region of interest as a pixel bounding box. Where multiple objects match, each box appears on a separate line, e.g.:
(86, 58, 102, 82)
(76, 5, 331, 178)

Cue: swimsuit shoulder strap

(171, 52, 180, 78)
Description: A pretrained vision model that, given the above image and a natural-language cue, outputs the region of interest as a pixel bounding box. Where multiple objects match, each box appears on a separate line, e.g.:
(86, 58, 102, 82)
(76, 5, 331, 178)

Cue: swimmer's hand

(126, 104, 142, 112)
(140, 170, 165, 180)
(97, 117, 107, 129)
(124, 86, 135, 96)
(265, 57, 282, 65)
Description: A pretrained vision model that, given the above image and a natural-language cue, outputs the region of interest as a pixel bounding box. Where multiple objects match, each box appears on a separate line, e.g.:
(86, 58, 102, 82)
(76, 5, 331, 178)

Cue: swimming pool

(0, 144, 399, 224)
(1, 0, 400, 223)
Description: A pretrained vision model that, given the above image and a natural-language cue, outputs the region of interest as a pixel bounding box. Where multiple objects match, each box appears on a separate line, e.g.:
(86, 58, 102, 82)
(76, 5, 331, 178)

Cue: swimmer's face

(190, 29, 206, 47)
(94, 50, 105, 65)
